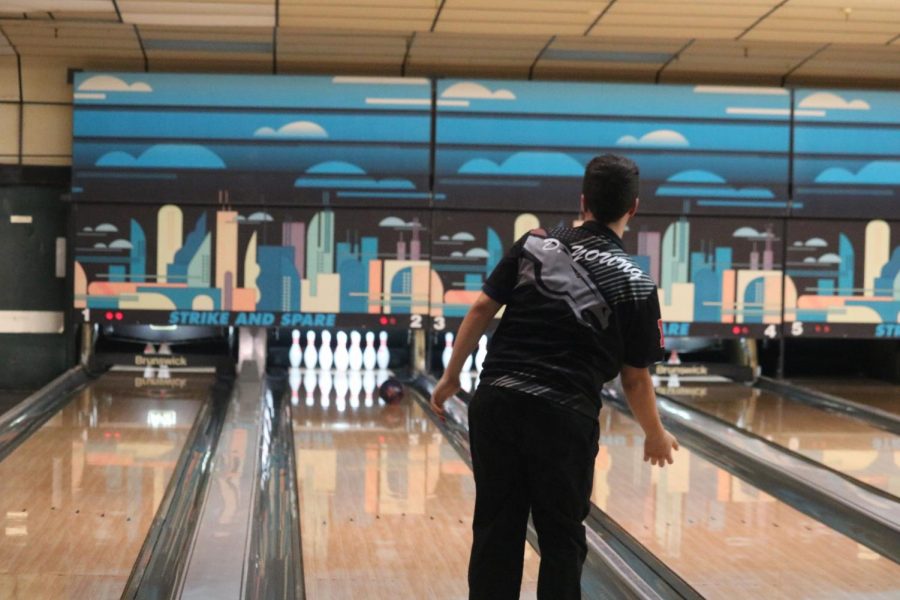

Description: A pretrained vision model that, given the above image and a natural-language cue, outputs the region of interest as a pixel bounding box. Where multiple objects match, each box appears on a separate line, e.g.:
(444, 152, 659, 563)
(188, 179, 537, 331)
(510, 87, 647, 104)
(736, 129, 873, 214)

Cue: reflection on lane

(791, 377, 900, 417)
(594, 406, 900, 599)
(291, 368, 538, 599)
(0, 371, 208, 600)
(659, 383, 900, 497)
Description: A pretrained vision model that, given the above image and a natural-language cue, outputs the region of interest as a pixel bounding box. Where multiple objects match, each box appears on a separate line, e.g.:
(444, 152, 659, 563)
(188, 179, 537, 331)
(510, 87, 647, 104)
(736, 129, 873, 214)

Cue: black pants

(467, 385, 600, 600)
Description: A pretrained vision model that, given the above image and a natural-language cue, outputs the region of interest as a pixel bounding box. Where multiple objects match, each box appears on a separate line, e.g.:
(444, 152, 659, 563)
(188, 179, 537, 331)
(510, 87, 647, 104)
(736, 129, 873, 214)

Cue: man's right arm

(620, 364, 678, 467)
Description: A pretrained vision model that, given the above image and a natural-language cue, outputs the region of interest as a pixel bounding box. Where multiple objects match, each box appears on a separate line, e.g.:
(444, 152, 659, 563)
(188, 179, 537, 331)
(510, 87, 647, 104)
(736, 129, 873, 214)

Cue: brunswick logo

(134, 355, 188, 367)
(135, 377, 187, 389)
(654, 364, 708, 376)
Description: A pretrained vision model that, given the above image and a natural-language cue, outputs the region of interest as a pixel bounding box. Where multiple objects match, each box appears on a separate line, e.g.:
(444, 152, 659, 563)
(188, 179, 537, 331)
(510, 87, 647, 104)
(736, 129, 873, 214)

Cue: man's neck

(583, 216, 627, 239)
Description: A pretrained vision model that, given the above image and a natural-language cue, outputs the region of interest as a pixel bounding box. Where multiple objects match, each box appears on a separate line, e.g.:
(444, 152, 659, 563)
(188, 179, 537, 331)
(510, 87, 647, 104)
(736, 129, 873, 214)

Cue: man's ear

(580, 194, 586, 213)
(628, 197, 640, 217)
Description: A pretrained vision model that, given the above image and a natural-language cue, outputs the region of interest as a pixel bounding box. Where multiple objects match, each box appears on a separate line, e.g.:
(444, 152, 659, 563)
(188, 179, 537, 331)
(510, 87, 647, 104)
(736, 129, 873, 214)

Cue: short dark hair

(582, 154, 640, 224)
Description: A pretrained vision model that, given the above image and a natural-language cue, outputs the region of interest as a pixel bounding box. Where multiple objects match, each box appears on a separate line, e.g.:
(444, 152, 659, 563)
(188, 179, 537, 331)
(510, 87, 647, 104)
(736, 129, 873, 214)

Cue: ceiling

(1, 1, 898, 88)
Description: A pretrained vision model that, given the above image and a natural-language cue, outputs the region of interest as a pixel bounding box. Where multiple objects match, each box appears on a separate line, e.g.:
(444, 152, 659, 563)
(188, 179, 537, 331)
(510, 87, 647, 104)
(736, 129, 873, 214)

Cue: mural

(430, 211, 575, 321)
(621, 217, 785, 338)
(435, 79, 791, 216)
(793, 89, 900, 219)
(70, 72, 900, 337)
(784, 220, 900, 337)
(74, 204, 436, 328)
(72, 73, 432, 208)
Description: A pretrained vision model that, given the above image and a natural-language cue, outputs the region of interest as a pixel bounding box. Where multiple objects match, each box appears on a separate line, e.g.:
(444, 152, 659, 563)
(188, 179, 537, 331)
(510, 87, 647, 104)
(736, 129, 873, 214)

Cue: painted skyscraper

(156, 204, 183, 283)
(307, 210, 335, 295)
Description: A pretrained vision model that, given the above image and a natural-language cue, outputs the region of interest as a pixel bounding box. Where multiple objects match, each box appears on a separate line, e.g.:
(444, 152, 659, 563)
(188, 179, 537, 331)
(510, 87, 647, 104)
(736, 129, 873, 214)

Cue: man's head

(581, 154, 640, 225)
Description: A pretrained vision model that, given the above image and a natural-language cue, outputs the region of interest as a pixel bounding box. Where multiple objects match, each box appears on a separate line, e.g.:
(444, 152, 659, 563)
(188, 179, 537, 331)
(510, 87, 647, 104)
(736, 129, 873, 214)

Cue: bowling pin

(334, 331, 350, 371)
(376, 331, 390, 370)
(349, 370, 362, 409)
(334, 371, 348, 413)
(461, 341, 473, 372)
(349, 330, 364, 371)
(319, 370, 333, 408)
(157, 365, 171, 379)
(460, 370, 473, 393)
(667, 351, 681, 365)
(142, 365, 156, 379)
(158, 343, 172, 355)
(143, 343, 156, 355)
(362, 331, 377, 370)
(319, 330, 334, 371)
(441, 332, 454, 370)
(475, 335, 488, 373)
(303, 331, 317, 370)
(668, 372, 681, 388)
(363, 369, 376, 407)
(650, 374, 661, 388)
(303, 369, 317, 407)
(289, 368, 301, 406)
(289, 329, 303, 369)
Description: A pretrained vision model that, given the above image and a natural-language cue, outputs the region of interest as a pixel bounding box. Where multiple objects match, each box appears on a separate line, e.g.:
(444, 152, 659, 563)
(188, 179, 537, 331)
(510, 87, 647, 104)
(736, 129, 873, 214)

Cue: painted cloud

(798, 92, 870, 111)
(78, 75, 151, 93)
(442, 82, 515, 100)
(616, 129, 689, 148)
(459, 152, 582, 177)
(254, 121, 328, 139)
(815, 161, 900, 185)
(95, 144, 225, 169)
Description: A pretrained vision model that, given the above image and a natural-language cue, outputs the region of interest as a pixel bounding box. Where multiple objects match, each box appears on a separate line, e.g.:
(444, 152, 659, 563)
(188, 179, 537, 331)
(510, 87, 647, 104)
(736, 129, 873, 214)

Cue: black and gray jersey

(480, 220, 664, 420)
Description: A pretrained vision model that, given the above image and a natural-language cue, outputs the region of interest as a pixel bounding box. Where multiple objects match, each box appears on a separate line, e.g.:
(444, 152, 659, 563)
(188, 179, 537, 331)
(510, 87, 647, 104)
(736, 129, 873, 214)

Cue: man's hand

(430, 375, 460, 418)
(644, 429, 679, 467)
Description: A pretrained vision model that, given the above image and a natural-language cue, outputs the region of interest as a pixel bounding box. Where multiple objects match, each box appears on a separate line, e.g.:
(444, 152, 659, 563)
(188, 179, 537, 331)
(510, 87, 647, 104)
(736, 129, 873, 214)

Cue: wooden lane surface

(0, 372, 207, 599)
(292, 373, 539, 599)
(594, 406, 900, 599)
(663, 384, 899, 497)
(791, 377, 900, 417)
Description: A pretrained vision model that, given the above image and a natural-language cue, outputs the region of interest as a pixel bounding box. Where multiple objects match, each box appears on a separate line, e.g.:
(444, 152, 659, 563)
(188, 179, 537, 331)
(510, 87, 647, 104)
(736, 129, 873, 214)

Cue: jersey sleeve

(620, 288, 665, 368)
(481, 233, 529, 305)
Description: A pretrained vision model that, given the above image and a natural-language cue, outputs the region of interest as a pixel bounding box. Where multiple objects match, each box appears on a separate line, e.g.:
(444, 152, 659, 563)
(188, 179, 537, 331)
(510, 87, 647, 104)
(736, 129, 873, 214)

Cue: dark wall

(0, 167, 71, 388)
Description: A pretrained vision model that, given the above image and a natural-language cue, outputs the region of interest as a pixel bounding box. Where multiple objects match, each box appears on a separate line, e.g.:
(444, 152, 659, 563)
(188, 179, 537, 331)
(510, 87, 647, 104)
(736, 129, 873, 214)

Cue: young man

(431, 154, 678, 599)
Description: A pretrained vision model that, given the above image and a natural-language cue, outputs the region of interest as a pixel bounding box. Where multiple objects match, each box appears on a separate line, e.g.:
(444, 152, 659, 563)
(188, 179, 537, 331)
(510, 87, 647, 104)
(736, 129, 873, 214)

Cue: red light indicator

(114, 432, 120, 439)
(105, 311, 114, 320)
(104, 431, 110, 439)
(732, 326, 741, 335)
(815, 325, 821, 332)
(742, 327, 749, 334)
(390, 317, 397, 325)
(115, 311, 124, 321)
(824, 325, 831, 333)
(379, 316, 388, 325)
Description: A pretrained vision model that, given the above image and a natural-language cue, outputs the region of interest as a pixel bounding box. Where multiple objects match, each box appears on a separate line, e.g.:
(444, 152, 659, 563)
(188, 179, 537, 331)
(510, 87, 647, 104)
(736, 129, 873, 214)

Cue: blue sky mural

(72, 73, 432, 207)
(434, 79, 791, 215)
(793, 89, 900, 219)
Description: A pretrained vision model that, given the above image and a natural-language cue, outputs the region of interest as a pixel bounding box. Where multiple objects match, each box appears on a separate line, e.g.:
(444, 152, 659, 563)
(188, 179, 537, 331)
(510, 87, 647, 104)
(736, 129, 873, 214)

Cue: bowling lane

(790, 377, 900, 417)
(0, 371, 210, 599)
(594, 406, 900, 599)
(291, 368, 539, 599)
(659, 383, 900, 497)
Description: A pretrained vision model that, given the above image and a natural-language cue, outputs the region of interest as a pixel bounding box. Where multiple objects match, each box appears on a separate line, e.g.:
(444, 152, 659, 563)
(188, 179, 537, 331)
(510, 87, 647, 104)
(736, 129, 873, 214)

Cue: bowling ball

(379, 378, 405, 404)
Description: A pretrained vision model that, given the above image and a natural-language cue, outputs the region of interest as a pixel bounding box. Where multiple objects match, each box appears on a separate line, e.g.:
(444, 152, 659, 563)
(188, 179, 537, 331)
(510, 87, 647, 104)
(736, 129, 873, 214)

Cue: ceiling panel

(1, 21, 142, 58)
(0, 0, 897, 87)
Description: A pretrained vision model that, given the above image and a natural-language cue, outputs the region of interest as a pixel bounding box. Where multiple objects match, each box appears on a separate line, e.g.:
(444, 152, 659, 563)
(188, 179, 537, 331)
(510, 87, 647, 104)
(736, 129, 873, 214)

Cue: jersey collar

(579, 220, 625, 251)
